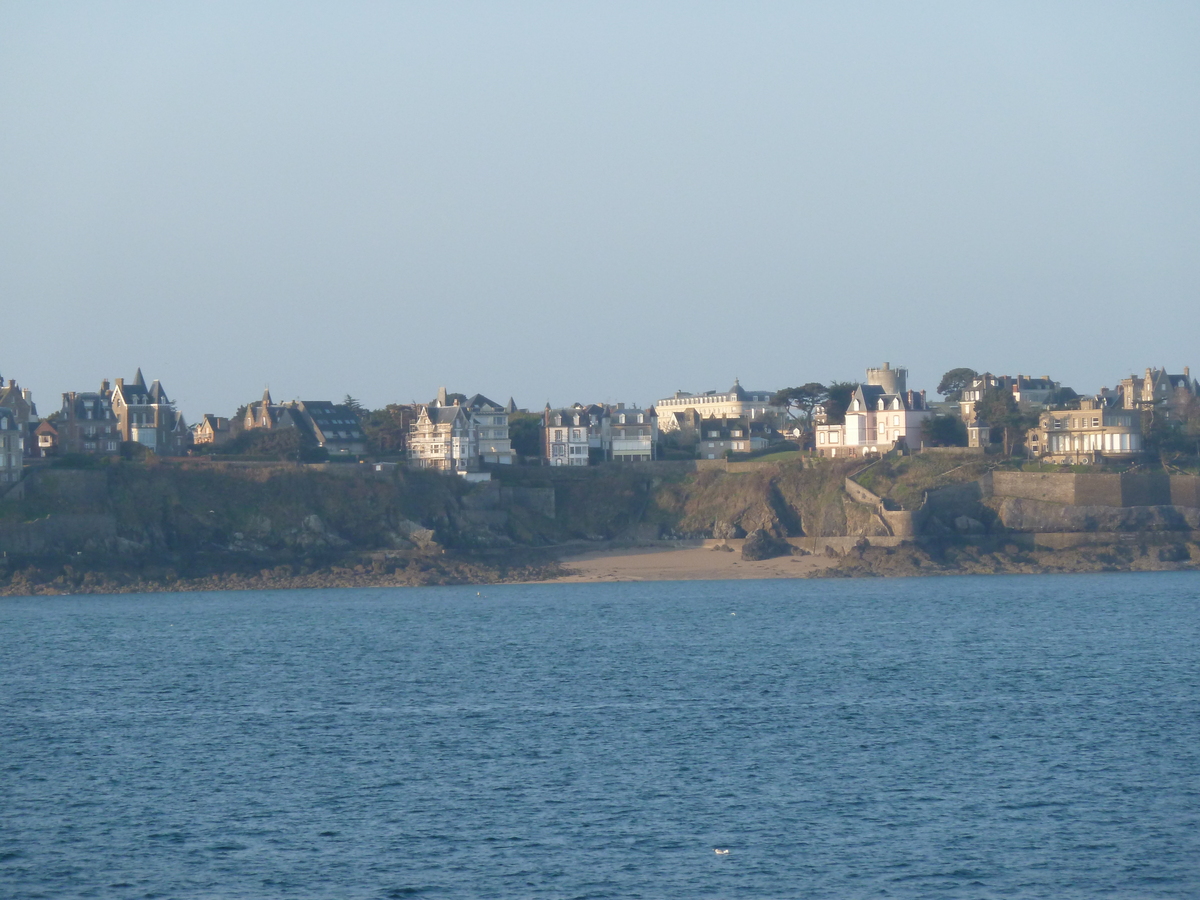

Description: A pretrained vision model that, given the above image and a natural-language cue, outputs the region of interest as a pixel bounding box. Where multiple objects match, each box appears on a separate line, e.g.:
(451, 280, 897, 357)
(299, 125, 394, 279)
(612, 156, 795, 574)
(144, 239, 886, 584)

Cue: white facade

(409, 394, 514, 472)
(656, 380, 781, 432)
(604, 406, 657, 461)
(545, 406, 597, 466)
(1027, 399, 1142, 463)
(408, 404, 476, 472)
(815, 366, 932, 458)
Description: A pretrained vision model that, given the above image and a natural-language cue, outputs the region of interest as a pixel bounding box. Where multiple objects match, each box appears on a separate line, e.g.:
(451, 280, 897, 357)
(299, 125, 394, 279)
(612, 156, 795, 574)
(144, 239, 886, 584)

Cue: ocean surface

(2, 573, 1199, 899)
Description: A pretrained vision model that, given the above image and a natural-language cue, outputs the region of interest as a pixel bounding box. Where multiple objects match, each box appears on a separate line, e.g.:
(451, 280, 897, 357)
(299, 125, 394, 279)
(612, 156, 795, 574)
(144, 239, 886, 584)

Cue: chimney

(617, 402, 625, 409)
(116, 378, 124, 389)
(436, 386, 447, 406)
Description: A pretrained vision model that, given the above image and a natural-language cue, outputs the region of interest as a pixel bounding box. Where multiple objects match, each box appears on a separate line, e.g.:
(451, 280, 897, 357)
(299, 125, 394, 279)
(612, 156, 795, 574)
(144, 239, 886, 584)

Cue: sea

(2, 573, 1198, 899)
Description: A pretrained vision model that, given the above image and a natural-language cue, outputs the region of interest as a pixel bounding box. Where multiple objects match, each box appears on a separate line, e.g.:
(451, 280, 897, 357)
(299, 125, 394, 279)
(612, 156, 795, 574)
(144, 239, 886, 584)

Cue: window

(892, 415, 900, 426)
(1092, 418, 1099, 427)
(819, 433, 826, 444)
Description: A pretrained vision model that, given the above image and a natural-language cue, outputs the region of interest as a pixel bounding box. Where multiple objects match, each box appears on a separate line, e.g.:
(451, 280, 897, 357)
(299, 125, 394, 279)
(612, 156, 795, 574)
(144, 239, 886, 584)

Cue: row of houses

(812, 363, 1198, 465)
(0, 362, 1196, 486)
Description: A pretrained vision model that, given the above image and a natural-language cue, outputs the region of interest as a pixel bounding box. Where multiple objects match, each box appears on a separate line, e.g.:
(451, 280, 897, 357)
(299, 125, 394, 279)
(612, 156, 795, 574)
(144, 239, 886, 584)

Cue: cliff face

(6, 459, 1197, 564)
(994, 498, 1200, 534)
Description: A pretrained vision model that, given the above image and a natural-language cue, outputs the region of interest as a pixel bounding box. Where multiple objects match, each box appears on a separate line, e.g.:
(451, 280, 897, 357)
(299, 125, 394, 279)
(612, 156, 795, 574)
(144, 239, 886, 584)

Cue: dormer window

(619, 414, 626, 424)
(852, 400, 860, 411)
(637, 414, 643, 424)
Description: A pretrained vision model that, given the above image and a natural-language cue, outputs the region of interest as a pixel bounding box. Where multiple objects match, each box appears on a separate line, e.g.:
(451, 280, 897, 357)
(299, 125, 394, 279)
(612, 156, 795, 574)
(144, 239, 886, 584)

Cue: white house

(815, 364, 933, 458)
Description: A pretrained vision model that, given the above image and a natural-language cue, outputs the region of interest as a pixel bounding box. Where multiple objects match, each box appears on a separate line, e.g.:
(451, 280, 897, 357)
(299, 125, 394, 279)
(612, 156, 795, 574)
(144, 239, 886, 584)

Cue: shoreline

(2, 538, 1198, 597)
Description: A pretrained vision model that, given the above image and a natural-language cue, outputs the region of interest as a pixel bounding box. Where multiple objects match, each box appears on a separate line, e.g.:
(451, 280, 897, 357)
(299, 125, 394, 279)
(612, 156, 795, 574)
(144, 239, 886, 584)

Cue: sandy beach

(550, 541, 837, 583)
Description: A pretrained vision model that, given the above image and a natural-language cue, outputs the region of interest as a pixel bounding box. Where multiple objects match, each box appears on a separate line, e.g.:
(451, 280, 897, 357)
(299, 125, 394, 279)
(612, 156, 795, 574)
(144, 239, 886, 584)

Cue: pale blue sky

(2, 2, 1197, 420)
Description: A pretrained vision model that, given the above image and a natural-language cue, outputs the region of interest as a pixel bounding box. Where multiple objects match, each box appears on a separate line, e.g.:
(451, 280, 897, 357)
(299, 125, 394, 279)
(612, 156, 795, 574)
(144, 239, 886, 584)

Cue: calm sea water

(2, 573, 1199, 899)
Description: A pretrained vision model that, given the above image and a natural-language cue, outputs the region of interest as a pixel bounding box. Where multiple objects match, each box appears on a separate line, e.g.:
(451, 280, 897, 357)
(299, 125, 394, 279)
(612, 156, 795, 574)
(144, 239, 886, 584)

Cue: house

(656, 380, 783, 432)
(603, 404, 658, 462)
(815, 364, 932, 458)
(58, 386, 121, 456)
(408, 401, 475, 473)
(0, 378, 39, 458)
(109, 369, 189, 455)
(0, 407, 22, 485)
(1118, 367, 1197, 421)
(959, 373, 1059, 422)
(463, 394, 514, 465)
(696, 416, 772, 459)
(239, 389, 366, 456)
(543, 404, 603, 466)
(193, 414, 233, 447)
(294, 401, 366, 456)
(33, 420, 58, 458)
(1026, 395, 1142, 463)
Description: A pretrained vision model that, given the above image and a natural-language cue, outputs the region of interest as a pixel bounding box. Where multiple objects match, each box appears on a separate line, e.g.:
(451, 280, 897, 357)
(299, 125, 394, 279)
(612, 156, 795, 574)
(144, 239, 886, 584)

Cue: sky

(1, 2, 1197, 421)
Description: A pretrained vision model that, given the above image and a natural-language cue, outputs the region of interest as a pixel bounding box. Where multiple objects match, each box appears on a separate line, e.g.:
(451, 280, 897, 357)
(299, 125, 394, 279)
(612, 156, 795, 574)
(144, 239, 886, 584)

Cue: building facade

(464, 394, 514, 466)
(1118, 367, 1197, 421)
(0, 378, 38, 458)
(110, 370, 189, 456)
(58, 388, 121, 456)
(0, 407, 22, 485)
(239, 389, 366, 456)
(408, 403, 475, 473)
(959, 373, 1059, 422)
(603, 404, 658, 461)
(544, 405, 602, 466)
(697, 416, 772, 459)
(656, 380, 782, 432)
(1026, 396, 1142, 463)
(193, 415, 233, 446)
(815, 364, 932, 457)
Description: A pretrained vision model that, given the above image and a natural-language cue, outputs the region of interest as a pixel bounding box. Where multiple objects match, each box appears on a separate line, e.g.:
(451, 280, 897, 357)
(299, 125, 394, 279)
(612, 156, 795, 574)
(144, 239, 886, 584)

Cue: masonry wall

(988, 472, 1200, 508)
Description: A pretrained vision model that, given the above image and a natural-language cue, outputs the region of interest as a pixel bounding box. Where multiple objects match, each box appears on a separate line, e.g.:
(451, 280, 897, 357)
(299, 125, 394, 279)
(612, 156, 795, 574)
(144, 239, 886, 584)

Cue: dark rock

(742, 529, 793, 561)
(1158, 545, 1191, 562)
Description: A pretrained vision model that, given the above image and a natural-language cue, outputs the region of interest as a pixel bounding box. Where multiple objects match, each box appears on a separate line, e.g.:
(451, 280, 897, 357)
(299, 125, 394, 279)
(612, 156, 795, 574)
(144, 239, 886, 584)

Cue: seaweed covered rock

(741, 529, 793, 561)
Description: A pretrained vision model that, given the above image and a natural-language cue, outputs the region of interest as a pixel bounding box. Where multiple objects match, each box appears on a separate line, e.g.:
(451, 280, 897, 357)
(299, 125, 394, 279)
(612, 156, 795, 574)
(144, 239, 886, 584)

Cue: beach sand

(550, 542, 837, 583)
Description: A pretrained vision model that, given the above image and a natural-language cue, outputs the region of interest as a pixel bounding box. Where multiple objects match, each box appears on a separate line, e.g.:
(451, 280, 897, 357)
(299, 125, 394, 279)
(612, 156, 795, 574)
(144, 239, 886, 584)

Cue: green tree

(975, 387, 1036, 455)
(342, 395, 365, 417)
(937, 367, 978, 403)
(361, 404, 412, 455)
(822, 381, 858, 425)
(771, 383, 828, 430)
(924, 415, 968, 447)
(508, 412, 543, 459)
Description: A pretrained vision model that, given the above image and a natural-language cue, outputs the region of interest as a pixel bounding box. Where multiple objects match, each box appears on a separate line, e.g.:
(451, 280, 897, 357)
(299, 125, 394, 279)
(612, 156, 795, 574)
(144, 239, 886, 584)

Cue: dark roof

(464, 394, 503, 412)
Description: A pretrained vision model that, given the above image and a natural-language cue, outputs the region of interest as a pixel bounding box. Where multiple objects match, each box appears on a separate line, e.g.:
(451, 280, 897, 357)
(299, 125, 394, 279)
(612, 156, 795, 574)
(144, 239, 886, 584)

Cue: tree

(822, 381, 858, 425)
(361, 404, 413, 455)
(937, 368, 978, 403)
(343, 395, 365, 418)
(771, 383, 828, 430)
(507, 412, 543, 459)
(924, 415, 968, 447)
(975, 387, 1036, 455)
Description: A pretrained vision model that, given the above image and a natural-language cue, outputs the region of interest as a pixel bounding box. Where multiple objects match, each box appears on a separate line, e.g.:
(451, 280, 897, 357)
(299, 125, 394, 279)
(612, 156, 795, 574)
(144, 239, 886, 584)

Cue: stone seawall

(990, 472, 1200, 508)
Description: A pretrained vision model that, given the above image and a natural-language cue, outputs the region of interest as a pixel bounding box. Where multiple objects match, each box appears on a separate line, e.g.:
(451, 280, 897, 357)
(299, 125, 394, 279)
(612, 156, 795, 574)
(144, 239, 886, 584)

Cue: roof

(464, 393, 503, 412)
